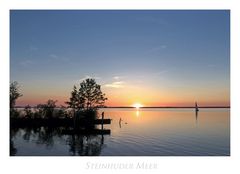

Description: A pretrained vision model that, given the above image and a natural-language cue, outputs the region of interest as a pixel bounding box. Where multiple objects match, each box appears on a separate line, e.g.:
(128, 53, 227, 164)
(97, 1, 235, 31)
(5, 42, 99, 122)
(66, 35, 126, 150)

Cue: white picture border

(1, 0, 240, 174)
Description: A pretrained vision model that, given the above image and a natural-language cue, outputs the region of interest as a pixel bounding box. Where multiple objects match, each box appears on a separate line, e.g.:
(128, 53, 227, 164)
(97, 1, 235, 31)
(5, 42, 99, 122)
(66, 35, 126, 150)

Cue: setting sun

(132, 103, 143, 109)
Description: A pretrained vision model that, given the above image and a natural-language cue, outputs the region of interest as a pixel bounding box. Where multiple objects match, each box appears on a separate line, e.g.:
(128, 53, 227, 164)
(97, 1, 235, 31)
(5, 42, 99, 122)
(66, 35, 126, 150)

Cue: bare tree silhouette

(10, 81, 22, 108)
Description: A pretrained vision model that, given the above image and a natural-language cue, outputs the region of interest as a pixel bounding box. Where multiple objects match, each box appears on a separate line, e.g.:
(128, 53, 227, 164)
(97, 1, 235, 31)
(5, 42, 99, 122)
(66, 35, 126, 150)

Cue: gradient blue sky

(10, 10, 230, 106)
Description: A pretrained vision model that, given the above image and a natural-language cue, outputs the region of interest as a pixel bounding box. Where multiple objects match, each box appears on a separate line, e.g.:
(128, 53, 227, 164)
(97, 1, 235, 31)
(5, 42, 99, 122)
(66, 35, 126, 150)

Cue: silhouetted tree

(79, 79, 107, 110)
(65, 85, 85, 111)
(66, 78, 107, 111)
(10, 81, 22, 108)
(37, 99, 57, 119)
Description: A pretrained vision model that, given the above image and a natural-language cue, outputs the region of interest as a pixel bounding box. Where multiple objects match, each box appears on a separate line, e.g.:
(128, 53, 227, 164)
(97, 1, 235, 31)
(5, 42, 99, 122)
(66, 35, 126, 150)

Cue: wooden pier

(11, 111, 111, 136)
(62, 129, 111, 135)
(93, 119, 111, 125)
(11, 117, 111, 127)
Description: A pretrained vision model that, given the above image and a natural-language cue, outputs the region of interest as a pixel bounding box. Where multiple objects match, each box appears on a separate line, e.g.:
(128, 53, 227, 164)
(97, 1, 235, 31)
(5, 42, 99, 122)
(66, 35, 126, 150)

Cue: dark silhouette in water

(10, 127, 105, 156)
(119, 117, 122, 128)
(10, 128, 18, 156)
(195, 102, 199, 125)
(10, 140, 17, 156)
(195, 110, 198, 125)
(68, 134, 104, 156)
(118, 117, 128, 127)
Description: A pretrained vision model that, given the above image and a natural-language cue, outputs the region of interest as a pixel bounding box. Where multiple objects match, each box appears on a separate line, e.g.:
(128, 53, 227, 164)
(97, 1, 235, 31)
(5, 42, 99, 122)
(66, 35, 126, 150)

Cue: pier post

(101, 112, 104, 130)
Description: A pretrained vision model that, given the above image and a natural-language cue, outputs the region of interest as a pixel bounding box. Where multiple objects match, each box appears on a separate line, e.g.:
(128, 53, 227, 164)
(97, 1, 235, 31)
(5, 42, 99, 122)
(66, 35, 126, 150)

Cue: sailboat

(195, 102, 199, 112)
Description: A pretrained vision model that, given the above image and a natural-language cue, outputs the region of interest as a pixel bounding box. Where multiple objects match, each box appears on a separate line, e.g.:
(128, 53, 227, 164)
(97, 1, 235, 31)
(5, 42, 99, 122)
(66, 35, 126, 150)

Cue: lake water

(10, 108, 230, 156)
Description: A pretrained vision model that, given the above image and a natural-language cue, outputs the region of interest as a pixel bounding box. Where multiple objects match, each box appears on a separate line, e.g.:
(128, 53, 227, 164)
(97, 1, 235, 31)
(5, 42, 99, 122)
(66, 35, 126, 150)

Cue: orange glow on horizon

(17, 97, 230, 107)
(14, 82, 230, 107)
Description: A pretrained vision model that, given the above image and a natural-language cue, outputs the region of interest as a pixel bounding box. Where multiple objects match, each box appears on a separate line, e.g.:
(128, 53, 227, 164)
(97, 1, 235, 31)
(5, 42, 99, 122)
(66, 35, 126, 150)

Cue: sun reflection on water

(136, 110, 140, 117)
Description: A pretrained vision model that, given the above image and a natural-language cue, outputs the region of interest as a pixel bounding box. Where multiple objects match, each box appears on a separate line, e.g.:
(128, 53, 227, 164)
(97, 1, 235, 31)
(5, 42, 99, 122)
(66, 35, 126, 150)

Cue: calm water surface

(10, 108, 230, 156)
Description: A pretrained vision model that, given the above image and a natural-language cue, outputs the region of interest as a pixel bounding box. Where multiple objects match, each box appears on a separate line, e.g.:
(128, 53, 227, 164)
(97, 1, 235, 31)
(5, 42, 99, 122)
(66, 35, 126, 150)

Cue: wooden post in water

(73, 109, 76, 129)
(101, 112, 104, 130)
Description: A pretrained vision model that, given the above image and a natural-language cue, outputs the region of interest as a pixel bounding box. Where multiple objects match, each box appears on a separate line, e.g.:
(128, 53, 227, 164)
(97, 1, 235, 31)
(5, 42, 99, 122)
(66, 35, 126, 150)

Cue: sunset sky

(10, 10, 230, 107)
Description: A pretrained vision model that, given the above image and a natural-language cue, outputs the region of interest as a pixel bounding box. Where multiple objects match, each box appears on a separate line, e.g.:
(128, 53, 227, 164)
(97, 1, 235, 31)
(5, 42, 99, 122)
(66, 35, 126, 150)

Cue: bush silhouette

(24, 105, 33, 118)
(36, 99, 57, 119)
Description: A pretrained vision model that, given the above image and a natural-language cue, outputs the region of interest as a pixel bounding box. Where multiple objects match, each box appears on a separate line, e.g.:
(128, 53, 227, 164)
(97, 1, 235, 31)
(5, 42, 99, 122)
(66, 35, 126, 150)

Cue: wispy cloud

(208, 64, 216, 68)
(160, 45, 167, 49)
(19, 59, 34, 67)
(113, 76, 125, 80)
(155, 70, 168, 75)
(148, 45, 167, 53)
(79, 75, 101, 81)
(136, 16, 166, 25)
(49, 54, 58, 59)
(29, 46, 38, 51)
(104, 81, 125, 88)
(113, 76, 120, 80)
(49, 54, 70, 61)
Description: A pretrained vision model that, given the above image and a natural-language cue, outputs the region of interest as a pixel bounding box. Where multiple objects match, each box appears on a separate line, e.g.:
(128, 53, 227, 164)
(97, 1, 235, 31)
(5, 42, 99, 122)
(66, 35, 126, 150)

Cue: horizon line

(14, 105, 230, 109)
